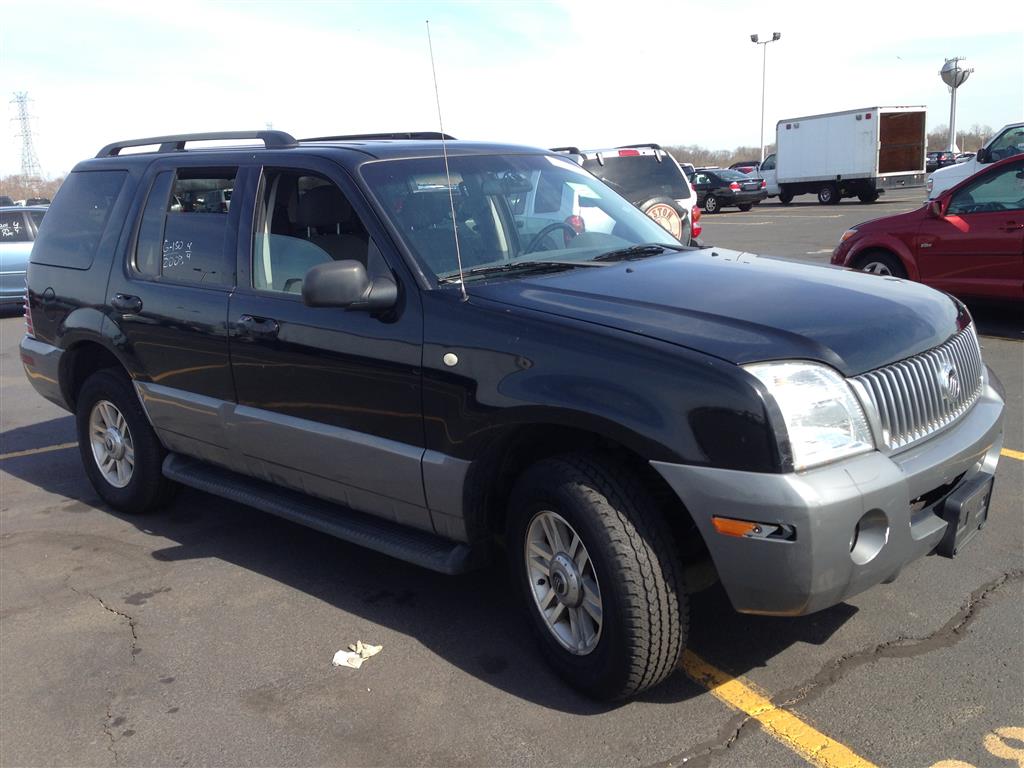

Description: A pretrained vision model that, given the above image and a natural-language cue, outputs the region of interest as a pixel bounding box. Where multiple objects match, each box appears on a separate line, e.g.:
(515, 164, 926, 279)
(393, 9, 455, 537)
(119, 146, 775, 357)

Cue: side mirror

(927, 197, 948, 218)
(302, 260, 398, 311)
(975, 147, 989, 164)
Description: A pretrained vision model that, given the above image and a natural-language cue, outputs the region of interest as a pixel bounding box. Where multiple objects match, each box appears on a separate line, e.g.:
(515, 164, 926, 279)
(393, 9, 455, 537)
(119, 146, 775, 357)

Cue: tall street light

(751, 32, 782, 163)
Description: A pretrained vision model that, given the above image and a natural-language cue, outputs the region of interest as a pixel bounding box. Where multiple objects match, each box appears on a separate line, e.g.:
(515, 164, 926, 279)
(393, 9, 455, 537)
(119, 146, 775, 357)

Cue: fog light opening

(850, 509, 889, 565)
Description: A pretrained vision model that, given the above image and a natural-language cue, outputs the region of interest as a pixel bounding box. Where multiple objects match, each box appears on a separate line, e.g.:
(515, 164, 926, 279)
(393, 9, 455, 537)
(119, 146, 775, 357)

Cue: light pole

(751, 32, 782, 164)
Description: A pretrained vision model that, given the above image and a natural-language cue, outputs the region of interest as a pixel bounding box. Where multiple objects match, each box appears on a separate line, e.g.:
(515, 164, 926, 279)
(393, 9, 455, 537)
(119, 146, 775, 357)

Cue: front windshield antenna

(426, 20, 468, 301)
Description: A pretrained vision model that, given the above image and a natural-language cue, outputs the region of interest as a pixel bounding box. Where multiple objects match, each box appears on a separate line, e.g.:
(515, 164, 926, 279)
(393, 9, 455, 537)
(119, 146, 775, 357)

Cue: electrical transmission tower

(11, 92, 42, 178)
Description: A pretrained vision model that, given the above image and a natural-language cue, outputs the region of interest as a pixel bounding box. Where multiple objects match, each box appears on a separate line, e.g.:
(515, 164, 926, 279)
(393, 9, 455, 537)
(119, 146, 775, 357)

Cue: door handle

(236, 314, 280, 340)
(1000, 222, 1024, 232)
(110, 293, 143, 314)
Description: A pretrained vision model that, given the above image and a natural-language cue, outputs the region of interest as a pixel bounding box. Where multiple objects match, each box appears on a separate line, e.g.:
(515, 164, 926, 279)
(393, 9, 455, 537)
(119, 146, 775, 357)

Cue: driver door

(915, 159, 1024, 300)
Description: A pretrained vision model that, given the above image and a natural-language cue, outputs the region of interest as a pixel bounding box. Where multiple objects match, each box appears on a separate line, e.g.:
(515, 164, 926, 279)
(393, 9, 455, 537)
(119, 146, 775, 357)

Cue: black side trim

(162, 453, 483, 575)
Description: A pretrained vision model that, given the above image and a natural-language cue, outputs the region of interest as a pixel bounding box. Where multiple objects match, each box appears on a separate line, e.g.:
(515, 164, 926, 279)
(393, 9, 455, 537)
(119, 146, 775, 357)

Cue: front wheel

(76, 369, 176, 514)
(857, 251, 907, 278)
(507, 454, 688, 700)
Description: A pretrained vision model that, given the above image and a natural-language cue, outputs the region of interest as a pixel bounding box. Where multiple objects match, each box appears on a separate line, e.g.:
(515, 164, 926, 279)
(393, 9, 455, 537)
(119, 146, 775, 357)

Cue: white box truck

(759, 106, 927, 205)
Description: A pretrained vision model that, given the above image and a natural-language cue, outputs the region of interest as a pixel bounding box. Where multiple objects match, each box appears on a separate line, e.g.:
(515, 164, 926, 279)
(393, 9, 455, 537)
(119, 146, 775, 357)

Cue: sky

(2, 0, 1022, 177)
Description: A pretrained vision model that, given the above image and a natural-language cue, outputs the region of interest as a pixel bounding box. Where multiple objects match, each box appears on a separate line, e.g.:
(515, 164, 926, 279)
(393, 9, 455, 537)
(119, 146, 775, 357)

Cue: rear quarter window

(30, 171, 127, 269)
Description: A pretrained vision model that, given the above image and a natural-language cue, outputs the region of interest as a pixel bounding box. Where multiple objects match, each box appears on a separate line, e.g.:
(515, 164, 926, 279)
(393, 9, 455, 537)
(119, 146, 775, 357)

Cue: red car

(832, 155, 1024, 301)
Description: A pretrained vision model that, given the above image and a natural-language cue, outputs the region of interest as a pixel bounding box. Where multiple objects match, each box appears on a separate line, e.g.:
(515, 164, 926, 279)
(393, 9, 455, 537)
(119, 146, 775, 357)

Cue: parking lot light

(751, 32, 782, 164)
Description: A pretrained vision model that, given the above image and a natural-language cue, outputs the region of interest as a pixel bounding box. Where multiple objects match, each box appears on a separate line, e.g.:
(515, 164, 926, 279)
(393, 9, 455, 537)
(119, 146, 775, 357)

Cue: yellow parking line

(0, 442, 78, 461)
(1001, 448, 1024, 461)
(682, 650, 878, 768)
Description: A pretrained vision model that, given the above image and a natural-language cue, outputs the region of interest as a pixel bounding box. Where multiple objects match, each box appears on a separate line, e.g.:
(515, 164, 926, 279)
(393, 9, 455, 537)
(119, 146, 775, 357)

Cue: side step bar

(162, 454, 482, 575)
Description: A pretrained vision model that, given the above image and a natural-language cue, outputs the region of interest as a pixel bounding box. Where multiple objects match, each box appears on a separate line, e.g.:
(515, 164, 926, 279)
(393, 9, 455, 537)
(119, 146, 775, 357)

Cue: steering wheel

(524, 222, 578, 253)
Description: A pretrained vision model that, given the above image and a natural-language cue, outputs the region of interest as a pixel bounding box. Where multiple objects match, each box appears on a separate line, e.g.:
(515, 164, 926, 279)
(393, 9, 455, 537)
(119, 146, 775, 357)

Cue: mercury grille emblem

(939, 361, 960, 404)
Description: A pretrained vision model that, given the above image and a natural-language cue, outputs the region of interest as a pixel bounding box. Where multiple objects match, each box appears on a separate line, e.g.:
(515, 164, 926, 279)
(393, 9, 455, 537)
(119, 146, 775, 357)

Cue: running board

(162, 453, 482, 575)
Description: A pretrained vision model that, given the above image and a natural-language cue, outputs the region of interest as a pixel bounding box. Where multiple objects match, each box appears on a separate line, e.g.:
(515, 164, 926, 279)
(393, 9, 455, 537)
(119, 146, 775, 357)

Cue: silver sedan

(0, 205, 46, 306)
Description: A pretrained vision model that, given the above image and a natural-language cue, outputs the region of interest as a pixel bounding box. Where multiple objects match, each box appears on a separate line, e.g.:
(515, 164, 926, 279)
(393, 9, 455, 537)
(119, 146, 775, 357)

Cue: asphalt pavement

(1, 192, 1021, 767)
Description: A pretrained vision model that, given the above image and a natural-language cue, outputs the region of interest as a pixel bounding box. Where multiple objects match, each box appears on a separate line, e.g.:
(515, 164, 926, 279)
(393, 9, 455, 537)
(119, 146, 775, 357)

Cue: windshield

(581, 155, 690, 200)
(361, 154, 681, 281)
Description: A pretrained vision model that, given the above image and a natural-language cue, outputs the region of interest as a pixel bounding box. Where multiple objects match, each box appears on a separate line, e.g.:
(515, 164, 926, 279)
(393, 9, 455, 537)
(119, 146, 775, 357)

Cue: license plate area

(936, 475, 994, 557)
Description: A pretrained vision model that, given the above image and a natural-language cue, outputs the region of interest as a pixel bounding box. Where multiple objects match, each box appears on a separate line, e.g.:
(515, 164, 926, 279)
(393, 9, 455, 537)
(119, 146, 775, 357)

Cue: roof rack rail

(301, 131, 456, 142)
(97, 130, 297, 158)
(550, 146, 582, 155)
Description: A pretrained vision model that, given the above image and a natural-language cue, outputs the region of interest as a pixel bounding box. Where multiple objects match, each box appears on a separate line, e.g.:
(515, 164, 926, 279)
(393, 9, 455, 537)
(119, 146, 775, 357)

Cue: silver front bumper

(652, 368, 1005, 616)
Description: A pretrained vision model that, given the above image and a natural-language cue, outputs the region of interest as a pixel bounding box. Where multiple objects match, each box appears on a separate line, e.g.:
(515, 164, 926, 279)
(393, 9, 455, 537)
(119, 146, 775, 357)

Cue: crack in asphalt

(655, 569, 1023, 768)
(102, 698, 120, 767)
(67, 584, 139, 664)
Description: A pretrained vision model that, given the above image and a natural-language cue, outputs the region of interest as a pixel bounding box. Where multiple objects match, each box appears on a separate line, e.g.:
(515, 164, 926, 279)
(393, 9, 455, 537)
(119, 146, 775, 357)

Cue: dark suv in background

(553, 144, 698, 244)
(21, 130, 1005, 701)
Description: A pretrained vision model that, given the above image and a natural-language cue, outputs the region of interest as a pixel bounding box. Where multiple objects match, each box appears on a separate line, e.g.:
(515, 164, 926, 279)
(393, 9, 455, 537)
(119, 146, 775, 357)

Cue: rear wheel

(778, 190, 794, 205)
(858, 191, 879, 203)
(817, 183, 839, 204)
(737, 204, 753, 212)
(703, 195, 720, 213)
(857, 251, 906, 278)
(507, 453, 688, 700)
(76, 369, 176, 514)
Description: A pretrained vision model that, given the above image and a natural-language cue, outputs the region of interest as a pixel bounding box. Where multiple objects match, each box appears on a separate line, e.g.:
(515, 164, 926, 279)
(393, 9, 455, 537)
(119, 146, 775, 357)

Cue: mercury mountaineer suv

(21, 131, 1005, 700)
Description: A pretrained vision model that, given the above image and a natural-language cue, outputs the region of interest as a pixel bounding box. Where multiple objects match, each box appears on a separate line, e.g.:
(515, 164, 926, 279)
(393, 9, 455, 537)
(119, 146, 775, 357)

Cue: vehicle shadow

(1, 417, 857, 714)
(965, 301, 1023, 341)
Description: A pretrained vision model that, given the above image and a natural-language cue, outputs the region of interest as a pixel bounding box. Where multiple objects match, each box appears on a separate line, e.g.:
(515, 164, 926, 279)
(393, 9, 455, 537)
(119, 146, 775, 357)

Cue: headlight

(926, 177, 934, 195)
(838, 228, 858, 244)
(745, 361, 875, 471)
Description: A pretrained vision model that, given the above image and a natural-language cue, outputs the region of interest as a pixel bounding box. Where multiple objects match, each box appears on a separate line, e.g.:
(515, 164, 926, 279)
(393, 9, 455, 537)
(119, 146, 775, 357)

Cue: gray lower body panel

(19, 336, 69, 411)
(652, 375, 1005, 616)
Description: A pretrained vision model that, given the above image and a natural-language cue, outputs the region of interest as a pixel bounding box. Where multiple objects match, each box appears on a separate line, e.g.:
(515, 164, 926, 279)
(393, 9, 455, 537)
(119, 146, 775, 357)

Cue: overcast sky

(2, 0, 1022, 177)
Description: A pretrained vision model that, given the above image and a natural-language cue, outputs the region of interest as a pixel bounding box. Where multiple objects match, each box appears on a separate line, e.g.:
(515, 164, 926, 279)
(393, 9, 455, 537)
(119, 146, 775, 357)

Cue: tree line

(0, 175, 64, 203)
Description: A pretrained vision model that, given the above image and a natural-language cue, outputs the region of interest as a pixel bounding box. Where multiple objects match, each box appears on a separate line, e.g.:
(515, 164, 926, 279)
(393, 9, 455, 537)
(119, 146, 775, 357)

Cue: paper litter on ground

(332, 641, 383, 669)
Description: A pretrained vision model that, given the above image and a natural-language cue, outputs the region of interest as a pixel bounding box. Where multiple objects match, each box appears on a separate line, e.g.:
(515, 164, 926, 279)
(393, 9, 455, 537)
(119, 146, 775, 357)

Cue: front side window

(361, 153, 680, 281)
(988, 127, 1024, 161)
(0, 211, 30, 242)
(252, 169, 382, 294)
(948, 160, 1024, 214)
(134, 168, 236, 286)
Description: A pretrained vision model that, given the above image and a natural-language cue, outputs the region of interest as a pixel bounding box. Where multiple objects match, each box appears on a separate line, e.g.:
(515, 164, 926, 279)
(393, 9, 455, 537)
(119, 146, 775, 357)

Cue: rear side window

(134, 168, 237, 286)
(0, 211, 30, 242)
(31, 170, 126, 269)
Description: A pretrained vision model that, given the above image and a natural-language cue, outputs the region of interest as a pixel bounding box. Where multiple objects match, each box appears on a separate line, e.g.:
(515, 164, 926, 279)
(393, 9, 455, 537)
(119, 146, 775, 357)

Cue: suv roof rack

(550, 146, 582, 155)
(301, 131, 456, 142)
(96, 130, 298, 158)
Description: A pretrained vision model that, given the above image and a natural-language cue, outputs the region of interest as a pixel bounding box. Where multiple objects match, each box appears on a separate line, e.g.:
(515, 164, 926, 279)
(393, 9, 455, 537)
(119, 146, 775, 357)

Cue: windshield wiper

(592, 243, 687, 262)
(437, 259, 604, 284)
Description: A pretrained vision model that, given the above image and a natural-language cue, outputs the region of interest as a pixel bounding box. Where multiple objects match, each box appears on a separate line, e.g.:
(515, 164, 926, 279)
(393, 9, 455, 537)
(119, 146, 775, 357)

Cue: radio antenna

(426, 20, 468, 301)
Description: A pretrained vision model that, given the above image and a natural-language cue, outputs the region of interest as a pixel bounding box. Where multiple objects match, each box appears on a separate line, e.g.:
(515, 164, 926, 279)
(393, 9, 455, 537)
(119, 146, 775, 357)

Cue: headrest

(296, 185, 353, 228)
(401, 193, 450, 230)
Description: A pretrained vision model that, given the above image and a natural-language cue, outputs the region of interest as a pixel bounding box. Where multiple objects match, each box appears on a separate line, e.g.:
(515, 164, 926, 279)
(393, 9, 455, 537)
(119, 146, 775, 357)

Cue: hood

(468, 249, 962, 376)
(850, 205, 925, 233)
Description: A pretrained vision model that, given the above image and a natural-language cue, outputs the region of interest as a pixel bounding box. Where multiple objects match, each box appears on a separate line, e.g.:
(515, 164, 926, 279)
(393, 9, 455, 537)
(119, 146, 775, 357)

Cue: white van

(927, 122, 1024, 198)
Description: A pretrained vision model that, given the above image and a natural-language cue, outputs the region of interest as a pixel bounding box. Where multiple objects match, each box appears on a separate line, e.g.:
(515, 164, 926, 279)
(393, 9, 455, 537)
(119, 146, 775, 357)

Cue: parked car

(552, 144, 697, 244)
(0, 195, 14, 206)
(0, 205, 46, 306)
(955, 152, 976, 163)
(928, 122, 1024, 198)
(689, 167, 767, 212)
(729, 160, 760, 174)
(832, 154, 1024, 301)
(22, 130, 1005, 701)
(926, 150, 959, 173)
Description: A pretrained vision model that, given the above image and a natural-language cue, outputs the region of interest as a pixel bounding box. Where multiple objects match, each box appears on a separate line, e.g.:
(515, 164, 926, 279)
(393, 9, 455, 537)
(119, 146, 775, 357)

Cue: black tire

(858, 191, 879, 203)
(703, 194, 720, 213)
(817, 183, 839, 205)
(75, 368, 176, 514)
(507, 453, 688, 700)
(778, 190, 794, 205)
(855, 250, 907, 279)
(737, 204, 753, 212)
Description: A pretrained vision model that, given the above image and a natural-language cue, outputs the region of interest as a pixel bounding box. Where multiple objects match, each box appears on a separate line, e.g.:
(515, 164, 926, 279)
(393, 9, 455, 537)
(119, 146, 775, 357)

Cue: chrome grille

(852, 325, 984, 451)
